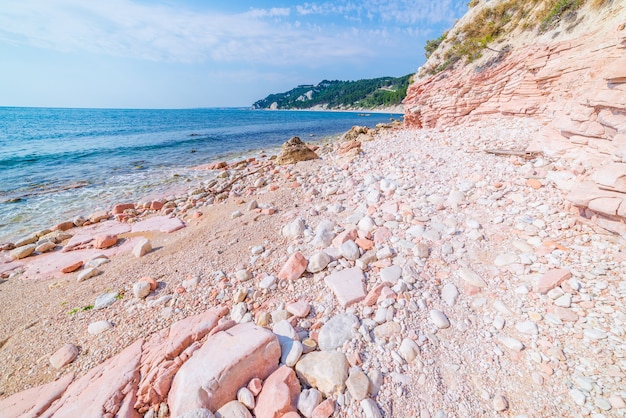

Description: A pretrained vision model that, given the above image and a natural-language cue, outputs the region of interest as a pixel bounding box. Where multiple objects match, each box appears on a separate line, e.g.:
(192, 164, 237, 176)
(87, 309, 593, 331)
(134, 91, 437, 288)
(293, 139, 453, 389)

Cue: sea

(0, 107, 401, 244)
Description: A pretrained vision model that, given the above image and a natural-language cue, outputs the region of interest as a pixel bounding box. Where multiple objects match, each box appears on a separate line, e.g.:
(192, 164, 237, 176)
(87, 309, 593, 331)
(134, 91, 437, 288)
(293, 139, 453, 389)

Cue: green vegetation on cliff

(252, 75, 412, 110)
(422, 0, 613, 75)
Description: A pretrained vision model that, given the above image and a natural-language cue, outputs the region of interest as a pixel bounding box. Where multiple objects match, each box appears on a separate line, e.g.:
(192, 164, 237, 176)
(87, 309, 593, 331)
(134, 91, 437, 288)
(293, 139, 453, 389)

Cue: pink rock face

(311, 399, 335, 418)
(50, 343, 79, 369)
(135, 307, 228, 413)
(112, 203, 135, 215)
(362, 282, 391, 307)
(94, 234, 118, 249)
(254, 366, 301, 418)
(324, 267, 367, 308)
(332, 228, 358, 248)
(131, 215, 186, 234)
(60, 261, 83, 274)
(168, 322, 281, 416)
(0, 373, 74, 418)
(534, 268, 572, 294)
(53, 221, 75, 232)
(277, 252, 308, 281)
(40, 339, 144, 418)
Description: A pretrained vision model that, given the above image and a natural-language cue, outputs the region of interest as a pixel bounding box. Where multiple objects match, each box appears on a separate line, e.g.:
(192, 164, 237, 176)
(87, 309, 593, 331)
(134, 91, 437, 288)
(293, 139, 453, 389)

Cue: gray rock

(298, 388, 323, 418)
(93, 292, 119, 310)
(88, 320, 113, 335)
(360, 398, 383, 418)
(340, 240, 360, 261)
(295, 351, 349, 396)
(311, 220, 335, 248)
(380, 265, 402, 284)
(77, 267, 100, 282)
(318, 313, 359, 351)
(133, 281, 151, 299)
(282, 217, 306, 239)
(307, 251, 331, 273)
(430, 309, 450, 329)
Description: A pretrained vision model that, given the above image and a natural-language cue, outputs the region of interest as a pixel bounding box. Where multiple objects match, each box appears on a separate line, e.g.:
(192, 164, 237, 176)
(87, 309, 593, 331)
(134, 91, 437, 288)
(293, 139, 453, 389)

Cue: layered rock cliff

(404, 0, 626, 235)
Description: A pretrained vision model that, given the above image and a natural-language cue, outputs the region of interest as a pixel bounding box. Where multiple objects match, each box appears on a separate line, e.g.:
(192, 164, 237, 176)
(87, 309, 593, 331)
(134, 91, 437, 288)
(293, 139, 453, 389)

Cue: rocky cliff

(404, 0, 626, 235)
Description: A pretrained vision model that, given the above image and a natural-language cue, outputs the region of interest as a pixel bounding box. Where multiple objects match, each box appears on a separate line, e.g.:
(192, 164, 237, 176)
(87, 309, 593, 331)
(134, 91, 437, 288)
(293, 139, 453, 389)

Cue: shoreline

(1, 116, 625, 416)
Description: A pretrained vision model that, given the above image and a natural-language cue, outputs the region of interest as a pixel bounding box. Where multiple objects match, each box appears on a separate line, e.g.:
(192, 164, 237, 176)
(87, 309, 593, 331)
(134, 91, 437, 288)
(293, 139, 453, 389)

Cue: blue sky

(0, 0, 467, 108)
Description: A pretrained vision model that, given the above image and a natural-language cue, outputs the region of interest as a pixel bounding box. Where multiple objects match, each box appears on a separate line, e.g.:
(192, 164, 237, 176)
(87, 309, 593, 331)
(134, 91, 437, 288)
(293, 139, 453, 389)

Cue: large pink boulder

(40, 339, 144, 418)
(254, 366, 301, 418)
(0, 373, 74, 418)
(134, 307, 229, 413)
(168, 322, 281, 416)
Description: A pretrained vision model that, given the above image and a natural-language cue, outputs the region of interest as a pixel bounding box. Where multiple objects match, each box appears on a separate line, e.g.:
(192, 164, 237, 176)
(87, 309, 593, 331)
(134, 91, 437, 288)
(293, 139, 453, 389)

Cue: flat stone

(345, 368, 370, 401)
(77, 267, 100, 282)
(515, 321, 538, 335)
(459, 268, 487, 288)
(61, 261, 83, 274)
(430, 309, 450, 329)
(50, 343, 79, 369)
(278, 252, 308, 281)
(286, 300, 310, 318)
(169, 323, 280, 416)
(295, 351, 349, 396)
(297, 388, 322, 418)
(36, 241, 57, 253)
(254, 365, 300, 418)
(132, 215, 186, 234)
(93, 292, 119, 310)
(88, 320, 113, 335)
(498, 336, 524, 351)
(311, 399, 334, 418)
(324, 267, 367, 308)
(94, 234, 118, 249)
(10, 244, 36, 260)
(584, 328, 608, 340)
(373, 321, 401, 340)
(318, 313, 359, 351)
(534, 268, 572, 294)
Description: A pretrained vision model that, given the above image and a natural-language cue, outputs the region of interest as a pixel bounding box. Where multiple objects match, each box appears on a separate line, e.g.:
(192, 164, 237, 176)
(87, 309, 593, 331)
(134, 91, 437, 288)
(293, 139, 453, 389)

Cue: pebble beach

(1, 117, 625, 417)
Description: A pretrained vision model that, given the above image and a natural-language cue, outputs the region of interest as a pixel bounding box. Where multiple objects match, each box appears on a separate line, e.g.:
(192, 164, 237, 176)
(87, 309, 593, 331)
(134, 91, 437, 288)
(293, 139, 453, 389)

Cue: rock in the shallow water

(318, 313, 359, 351)
(133, 238, 152, 257)
(50, 343, 79, 369)
(168, 322, 280, 416)
(295, 351, 349, 396)
(254, 365, 300, 418)
(274, 136, 319, 165)
(10, 244, 36, 260)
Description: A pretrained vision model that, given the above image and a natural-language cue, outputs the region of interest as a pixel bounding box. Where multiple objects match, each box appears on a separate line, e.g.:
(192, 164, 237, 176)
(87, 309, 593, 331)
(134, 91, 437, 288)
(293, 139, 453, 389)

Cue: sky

(0, 0, 468, 109)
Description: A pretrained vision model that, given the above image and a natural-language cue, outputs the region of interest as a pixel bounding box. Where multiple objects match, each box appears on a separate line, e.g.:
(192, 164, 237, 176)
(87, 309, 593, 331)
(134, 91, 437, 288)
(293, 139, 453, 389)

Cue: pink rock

(131, 216, 186, 234)
(355, 238, 374, 251)
(135, 307, 228, 412)
(534, 268, 572, 294)
(40, 339, 144, 418)
(61, 261, 83, 274)
(362, 282, 391, 307)
(311, 399, 335, 418)
(254, 366, 300, 418)
(277, 252, 308, 281)
(149, 201, 164, 211)
(373, 227, 392, 243)
(168, 322, 280, 416)
(94, 234, 118, 249)
(89, 210, 109, 223)
(248, 378, 263, 396)
(0, 373, 74, 418)
(286, 300, 310, 318)
(112, 203, 135, 215)
(50, 343, 79, 369)
(324, 267, 367, 308)
(332, 228, 358, 247)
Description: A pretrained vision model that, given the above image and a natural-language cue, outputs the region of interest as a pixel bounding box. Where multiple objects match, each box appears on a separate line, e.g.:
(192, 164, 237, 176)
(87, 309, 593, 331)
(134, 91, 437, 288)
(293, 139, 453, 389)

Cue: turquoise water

(0, 107, 400, 242)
